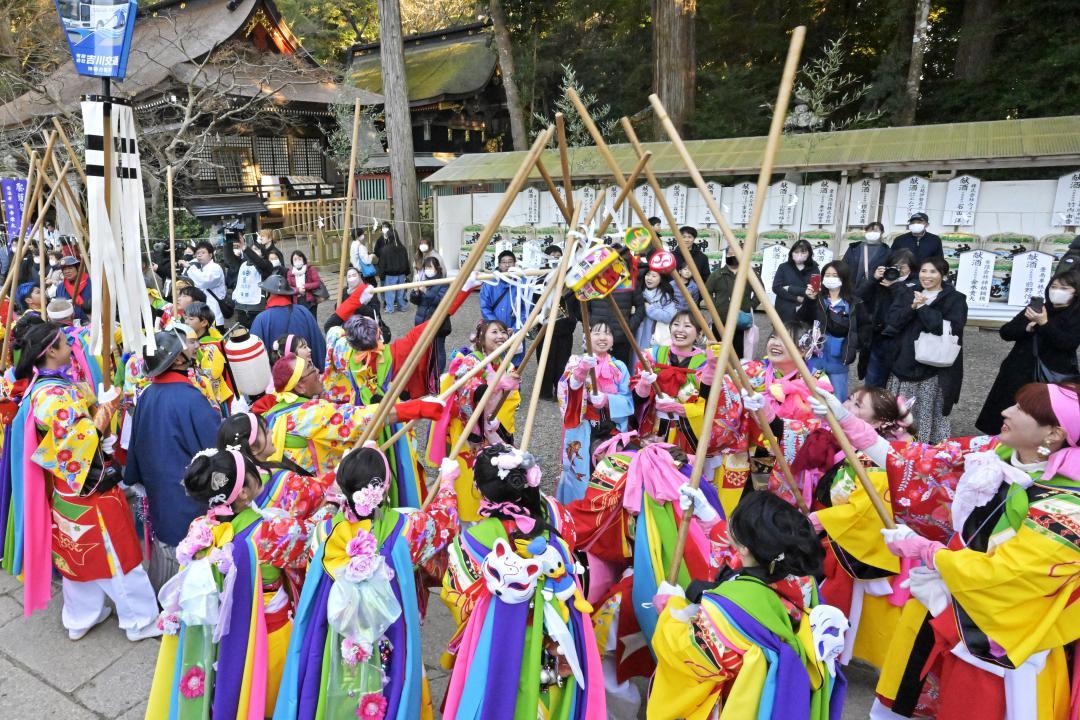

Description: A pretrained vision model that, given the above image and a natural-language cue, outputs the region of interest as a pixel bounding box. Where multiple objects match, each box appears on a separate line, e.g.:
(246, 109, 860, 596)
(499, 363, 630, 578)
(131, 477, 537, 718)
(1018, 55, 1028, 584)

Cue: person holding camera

(857, 248, 918, 387)
(841, 221, 892, 289)
(975, 267, 1080, 434)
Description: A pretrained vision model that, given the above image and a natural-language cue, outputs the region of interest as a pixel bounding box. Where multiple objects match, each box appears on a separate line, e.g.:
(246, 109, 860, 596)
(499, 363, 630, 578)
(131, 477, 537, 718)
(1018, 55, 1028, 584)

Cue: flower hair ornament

(768, 552, 786, 576)
(489, 447, 541, 489)
(895, 395, 916, 428)
(798, 322, 826, 359)
(206, 449, 247, 518)
(347, 441, 392, 518)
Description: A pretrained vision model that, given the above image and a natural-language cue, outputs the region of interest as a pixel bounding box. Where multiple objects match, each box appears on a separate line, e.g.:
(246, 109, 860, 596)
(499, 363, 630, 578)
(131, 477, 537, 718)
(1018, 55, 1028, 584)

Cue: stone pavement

(0, 276, 1014, 718)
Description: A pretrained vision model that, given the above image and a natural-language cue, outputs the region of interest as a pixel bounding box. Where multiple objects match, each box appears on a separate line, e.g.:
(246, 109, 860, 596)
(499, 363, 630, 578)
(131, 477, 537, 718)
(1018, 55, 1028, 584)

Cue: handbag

(1033, 335, 1073, 383)
(312, 280, 330, 301)
(736, 310, 754, 329)
(914, 319, 961, 368)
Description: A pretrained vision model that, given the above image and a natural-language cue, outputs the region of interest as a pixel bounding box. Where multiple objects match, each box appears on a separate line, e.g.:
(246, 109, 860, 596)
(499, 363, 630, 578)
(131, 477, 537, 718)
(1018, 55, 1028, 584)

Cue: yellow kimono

(196, 330, 233, 407)
(264, 395, 378, 477)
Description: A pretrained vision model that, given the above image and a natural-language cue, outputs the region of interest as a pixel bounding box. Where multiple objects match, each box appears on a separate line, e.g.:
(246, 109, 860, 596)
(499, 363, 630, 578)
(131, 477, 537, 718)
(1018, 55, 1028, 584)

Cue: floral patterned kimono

(196, 328, 233, 409)
(273, 483, 457, 720)
(6, 371, 141, 613)
(440, 496, 607, 719)
(425, 348, 520, 522)
(556, 353, 634, 504)
(650, 573, 846, 720)
(148, 502, 310, 719)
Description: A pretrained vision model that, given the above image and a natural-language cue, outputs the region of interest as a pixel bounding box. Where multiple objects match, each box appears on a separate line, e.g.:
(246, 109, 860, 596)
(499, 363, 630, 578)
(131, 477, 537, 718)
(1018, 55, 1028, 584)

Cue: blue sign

(1, 179, 28, 247)
(53, 0, 138, 80)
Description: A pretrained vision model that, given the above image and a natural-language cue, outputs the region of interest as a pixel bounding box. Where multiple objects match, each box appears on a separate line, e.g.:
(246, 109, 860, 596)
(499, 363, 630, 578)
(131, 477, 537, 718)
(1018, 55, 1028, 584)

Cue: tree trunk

(488, 0, 527, 151)
(953, 0, 999, 81)
(897, 0, 931, 126)
(376, 0, 420, 250)
(652, 0, 696, 138)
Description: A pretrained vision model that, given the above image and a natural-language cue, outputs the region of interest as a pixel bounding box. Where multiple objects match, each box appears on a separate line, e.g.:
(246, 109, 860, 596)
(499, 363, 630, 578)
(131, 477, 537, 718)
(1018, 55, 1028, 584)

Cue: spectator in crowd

(1055, 234, 1080, 275)
(43, 220, 59, 249)
(705, 243, 761, 358)
(480, 250, 528, 332)
(841, 221, 891, 289)
(891, 211, 943, 262)
(798, 260, 864, 400)
(636, 262, 678, 349)
(253, 228, 281, 261)
(673, 261, 700, 311)
(18, 242, 43, 284)
(883, 255, 967, 443)
(265, 247, 287, 276)
(53, 255, 91, 322)
(409, 255, 450, 374)
(857, 248, 917, 387)
(976, 267, 1080, 434)
(182, 240, 227, 326)
(287, 250, 323, 315)
(250, 274, 326, 370)
(374, 222, 410, 312)
(349, 227, 379, 285)
(680, 225, 711, 282)
(175, 285, 206, 316)
(0, 238, 10, 284)
(772, 238, 818, 323)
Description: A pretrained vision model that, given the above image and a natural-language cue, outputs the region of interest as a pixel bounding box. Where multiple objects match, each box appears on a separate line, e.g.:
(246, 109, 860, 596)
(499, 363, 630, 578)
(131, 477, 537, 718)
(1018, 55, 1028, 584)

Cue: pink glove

(882, 526, 944, 568)
(571, 355, 596, 385)
(634, 371, 657, 398)
(808, 511, 823, 534)
(359, 284, 375, 305)
(495, 374, 520, 393)
(590, 392, 608, 408)
(439, 457, 461, 491)
(697, 349, 719, 386)
(838, 412, 883, 452)
(655, 398, 686, 416)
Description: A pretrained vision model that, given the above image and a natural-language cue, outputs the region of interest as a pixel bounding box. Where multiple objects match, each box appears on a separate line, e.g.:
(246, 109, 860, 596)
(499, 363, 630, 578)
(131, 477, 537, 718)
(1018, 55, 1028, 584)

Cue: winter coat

(772, 260, 819, 323)
(841, 241, 892, 290)
(706, 264, 761, 319)
(796, 293, 866, 365)
(636, 287, 678, 349)
(375, 236, 410, 276)
(975, 299, 1080, 434)
(883, 283, 968, 415)
(287, 265, 322, 304)
(891, 231, 943, 262)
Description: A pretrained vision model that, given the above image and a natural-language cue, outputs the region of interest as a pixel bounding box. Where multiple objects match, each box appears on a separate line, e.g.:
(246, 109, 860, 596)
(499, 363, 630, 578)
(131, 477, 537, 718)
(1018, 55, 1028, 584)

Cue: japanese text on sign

(848, 178, 880, 226)
(634, 184, 657, 220)
(1051, 171, 1080, 227)
(768, 180, 799, 226)
(810, 180, 838, 225)
(1007, 251, 1055, 306)
(942, 175, 981, 226)
(732, 182, 755, 226)
(1, 178, 28, 246)
(700, 181, 723, 225)
(956, 250, 995, 305)
(665, 183, 688, 225)
(894, 175, 929, 226)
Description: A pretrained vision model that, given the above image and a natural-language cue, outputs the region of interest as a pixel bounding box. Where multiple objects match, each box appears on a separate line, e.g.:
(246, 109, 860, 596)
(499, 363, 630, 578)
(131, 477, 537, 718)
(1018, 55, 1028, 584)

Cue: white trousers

(61, 564, 158, 633)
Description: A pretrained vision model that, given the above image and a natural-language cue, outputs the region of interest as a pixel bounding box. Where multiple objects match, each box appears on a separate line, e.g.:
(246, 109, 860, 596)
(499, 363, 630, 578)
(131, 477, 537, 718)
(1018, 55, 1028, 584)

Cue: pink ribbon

(591, 430, 637, 462)
(1045, 384, 1080, 482)
(478, 500, 535, 534)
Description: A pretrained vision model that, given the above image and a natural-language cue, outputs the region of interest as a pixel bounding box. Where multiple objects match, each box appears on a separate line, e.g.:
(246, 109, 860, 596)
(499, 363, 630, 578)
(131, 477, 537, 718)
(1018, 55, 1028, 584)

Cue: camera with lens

(882, 266, 901, 282)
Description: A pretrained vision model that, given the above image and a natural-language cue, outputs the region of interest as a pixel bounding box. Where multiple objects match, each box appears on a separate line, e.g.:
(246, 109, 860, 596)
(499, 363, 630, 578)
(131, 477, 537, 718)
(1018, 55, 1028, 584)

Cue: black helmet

(259, 274, 296, 296)
(144, 330, 187, 378)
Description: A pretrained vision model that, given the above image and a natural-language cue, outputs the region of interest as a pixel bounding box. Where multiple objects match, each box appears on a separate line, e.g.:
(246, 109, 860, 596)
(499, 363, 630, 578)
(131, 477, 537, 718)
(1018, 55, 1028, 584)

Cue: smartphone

(1028, 296, 1045, 313)
(809, 274, 822, 293)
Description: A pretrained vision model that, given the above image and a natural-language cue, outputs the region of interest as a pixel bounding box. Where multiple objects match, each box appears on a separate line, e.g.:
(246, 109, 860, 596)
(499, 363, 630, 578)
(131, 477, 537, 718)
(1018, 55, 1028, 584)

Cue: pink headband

(1044, 384, 1080, 482)
(207, 449, 246, 518)
(36, 329, 65, 359)
(285, 334, 296, 356)
(245, 413, 259, 446)
(362, 440, 391, 481)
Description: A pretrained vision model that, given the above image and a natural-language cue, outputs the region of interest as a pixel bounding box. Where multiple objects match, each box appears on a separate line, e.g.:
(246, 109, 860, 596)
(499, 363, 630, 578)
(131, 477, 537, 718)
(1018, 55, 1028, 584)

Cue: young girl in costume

(440, 443, 607, 719)
(650, 490, 849, 720)
(426, 318, 521, 522)
(148, 446, 311, 718)
(557, 322, 634, 504)
(269, 333, 312, 366)
(811, 382, 1080, 719)
(182, 301, 234, 410)
(6, 322, 160, 641)
(273, 444, 460, 720)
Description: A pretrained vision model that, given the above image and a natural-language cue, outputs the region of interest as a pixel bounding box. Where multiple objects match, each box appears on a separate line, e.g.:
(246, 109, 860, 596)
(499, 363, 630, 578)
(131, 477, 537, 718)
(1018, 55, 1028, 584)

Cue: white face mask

(423, 267, 437, 279)
(233, 248, 242, 256)
(822, 277, 843, 290)
(908, 223, 926, 234)
(864, 231, 882, 242)
(418, 244, 429, 253)
(270, 257, 281, 267)
(1048, 288, 1075, 306)
(382, 227, 390, 237)
(347, 274, 361, 288)
(792, 252, 809, 265)
(293, 260, 305, 269)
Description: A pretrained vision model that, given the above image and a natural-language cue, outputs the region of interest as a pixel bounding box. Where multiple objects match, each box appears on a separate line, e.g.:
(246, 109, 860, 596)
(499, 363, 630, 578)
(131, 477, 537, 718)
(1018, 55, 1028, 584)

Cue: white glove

(808, 388, 849, 421)
(656, 581, 685, 600)
(902, 567, 951, 617)
(589, 392, 608, 408)
(640, 371, 657, 384)
(740, 389, 766, 412)
(485, 418, 501, 434)
(578, 354, 598, 371)
(439, 457, 461, 488)
(359, 285, 375, 305)
(230, 395, 251, 414)
(880, 524, 918, 544)
(97, 382, 120, 406)
(101, 435, 118, 455)
(678, 483, 719, 523)
(463, 272, 483, 292)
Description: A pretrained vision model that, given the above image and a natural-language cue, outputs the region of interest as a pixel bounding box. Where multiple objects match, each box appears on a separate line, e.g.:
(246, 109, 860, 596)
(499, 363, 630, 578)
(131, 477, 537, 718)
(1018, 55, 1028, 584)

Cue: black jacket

(841, 241, 892, 290)
(375, 236, 410, 276)
(857, 274, 919, 336)
(883, 283, 968, 415)
(891, 231, 943, 262)
(796, 293, 866, 365)
(1055, 236, 1080, 275)
(772, 260, 819, 323)
(690, 247, 711, 284)
(975, 301, 1080, 433)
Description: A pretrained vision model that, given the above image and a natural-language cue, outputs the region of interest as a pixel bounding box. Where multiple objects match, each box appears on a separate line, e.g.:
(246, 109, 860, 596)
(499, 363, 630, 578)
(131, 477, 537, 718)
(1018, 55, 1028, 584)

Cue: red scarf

(266, 294, 293, 308)
(64, 275, 88, 306)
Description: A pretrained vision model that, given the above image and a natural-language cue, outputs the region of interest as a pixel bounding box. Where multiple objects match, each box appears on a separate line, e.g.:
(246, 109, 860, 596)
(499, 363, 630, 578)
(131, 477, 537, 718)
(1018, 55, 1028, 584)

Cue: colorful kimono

(196, 329, 233, 409)
(322, 325, 426, 508)
(650, 574, 846, 720)
(147, 504, 309, 719)
(273, 486, 458, 720)
(556, 353, 634, 504)
(440, 497, 606, 719)
(6, 373, 141, 613)
(425, 348, 520, 522)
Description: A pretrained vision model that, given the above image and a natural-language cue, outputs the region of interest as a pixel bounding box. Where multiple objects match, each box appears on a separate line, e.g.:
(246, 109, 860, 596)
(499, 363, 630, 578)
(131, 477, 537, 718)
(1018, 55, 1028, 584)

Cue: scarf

(63, 274, 89, 306)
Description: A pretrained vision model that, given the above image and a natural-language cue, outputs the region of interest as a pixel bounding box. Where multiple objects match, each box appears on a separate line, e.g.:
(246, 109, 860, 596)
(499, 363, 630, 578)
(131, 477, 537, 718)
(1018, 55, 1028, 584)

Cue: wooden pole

(369, 268, 550, 294)
(555, 113, 575, 218)
(166, 165, 177, 299)
(621, 117, 805, 513)
(594, 152, 651, 236)
(36, 157, 47, 306)
(356, 126, 556, 446)
(649, 96, 892, 531)
(606, 295, 651, 371)
(100, 101, 114, 390)
(536, 160, 571, 224)
(52, 117, 87, 187)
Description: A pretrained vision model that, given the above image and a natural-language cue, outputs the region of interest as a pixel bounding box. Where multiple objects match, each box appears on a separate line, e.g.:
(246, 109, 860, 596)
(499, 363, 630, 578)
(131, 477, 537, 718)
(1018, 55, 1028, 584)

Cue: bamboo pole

(649, 97, 893, 531)
(621, 118, 805, 514)
(369, 268, 550, 294)
(52, 117, 87, 187)
(663, 28, 808, 584)
(536, 160, 571, 223)
(355, 126, 557, 446)
(607, 294, 651, 370)
(337, 99, 364, 293)
(166, 165, 178, 299)
(555, 113, 575, 218)
(36, 157, 47, 305)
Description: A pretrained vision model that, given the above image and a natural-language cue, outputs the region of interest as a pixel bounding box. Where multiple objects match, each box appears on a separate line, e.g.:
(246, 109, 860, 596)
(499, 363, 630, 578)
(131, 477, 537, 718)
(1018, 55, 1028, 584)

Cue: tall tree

(488, 0, 528, 150)
(898, 0, 931, 125)
(953, 0, 998, 81)
(376, 0, 420, 249)
(652, 0, 696, 137)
